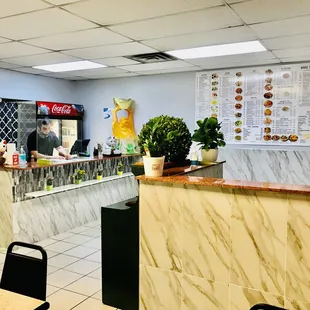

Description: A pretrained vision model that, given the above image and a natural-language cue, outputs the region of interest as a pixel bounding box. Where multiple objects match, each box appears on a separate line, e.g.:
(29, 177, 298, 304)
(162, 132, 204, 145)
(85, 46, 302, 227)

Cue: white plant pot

(201, 149, 218, 163)
(143, 156, 165, 177)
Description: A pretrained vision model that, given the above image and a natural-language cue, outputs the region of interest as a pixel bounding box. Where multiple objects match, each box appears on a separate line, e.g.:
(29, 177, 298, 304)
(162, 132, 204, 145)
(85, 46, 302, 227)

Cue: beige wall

(139, 181, 310, 310)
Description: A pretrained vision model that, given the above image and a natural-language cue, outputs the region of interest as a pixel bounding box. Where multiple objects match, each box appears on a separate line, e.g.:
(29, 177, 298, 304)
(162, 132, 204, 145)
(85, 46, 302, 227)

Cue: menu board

(195, 64, 310, 145)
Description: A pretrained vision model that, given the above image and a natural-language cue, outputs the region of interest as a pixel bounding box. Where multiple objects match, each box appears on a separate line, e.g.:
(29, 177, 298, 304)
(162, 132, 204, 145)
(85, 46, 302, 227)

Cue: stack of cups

(6, 143, 16, 165)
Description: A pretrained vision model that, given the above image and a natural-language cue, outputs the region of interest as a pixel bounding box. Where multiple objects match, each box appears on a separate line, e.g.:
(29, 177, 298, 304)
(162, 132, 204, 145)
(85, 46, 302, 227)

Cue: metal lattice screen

(17, 102, 36, 152)
(0, 101, 18, 143)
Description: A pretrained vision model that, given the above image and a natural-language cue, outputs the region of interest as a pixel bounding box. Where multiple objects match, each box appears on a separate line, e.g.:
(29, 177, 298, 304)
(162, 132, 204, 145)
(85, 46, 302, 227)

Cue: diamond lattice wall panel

(0, 101, 18, 143)
(17, 102, 36, 152)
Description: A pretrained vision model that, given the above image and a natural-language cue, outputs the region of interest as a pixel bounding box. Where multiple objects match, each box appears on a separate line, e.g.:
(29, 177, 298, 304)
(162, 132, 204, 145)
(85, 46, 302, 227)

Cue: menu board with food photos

(195, 63, 310, 145)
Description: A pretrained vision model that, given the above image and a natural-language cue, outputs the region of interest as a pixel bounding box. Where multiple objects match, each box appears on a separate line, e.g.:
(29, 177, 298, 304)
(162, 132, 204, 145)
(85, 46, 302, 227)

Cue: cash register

(70, 139, 91, 157)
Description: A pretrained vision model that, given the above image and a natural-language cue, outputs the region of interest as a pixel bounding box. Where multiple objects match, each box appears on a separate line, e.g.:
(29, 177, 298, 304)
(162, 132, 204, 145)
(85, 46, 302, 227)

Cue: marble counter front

(0, 155, 140, 248)
(139, 178, 310, 310)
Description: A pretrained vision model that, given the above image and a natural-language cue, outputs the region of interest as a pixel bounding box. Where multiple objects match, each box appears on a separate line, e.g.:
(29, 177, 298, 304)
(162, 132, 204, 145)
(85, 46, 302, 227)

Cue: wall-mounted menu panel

(195, 63, 310, 145)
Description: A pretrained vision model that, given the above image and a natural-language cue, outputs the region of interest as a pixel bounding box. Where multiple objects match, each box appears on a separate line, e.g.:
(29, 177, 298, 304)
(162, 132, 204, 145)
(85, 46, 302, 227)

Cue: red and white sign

(37, 101, 84, 117)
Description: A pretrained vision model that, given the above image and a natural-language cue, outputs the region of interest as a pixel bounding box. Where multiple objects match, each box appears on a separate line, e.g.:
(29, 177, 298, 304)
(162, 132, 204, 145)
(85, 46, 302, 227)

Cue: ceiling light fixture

(167, 41, 266, 59)
(33, 60, 106, 72)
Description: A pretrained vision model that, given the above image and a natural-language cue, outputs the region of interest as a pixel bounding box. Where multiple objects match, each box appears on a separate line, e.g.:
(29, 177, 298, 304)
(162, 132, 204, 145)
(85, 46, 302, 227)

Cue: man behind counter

(27, 118, 69, 161)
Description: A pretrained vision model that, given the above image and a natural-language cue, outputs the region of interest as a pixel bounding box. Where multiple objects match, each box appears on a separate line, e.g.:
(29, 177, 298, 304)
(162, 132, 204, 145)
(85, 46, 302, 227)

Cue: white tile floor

(0, 220, 118, 310)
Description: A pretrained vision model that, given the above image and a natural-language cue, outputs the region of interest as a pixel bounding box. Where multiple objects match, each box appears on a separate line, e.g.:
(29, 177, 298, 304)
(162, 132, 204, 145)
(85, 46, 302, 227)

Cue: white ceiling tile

(4, 53, 80, 66)
(24, 27, 131, 50)
(225, 0, 250, 3)
(108, 6, 242, 40)
(67, 67, 128, 76)
(137, 66, 202, 75)
(12, 67, 47, 75)
(64, 0, 224, 25)
(62, 76, 89, 80)
(200, 58, 281, 70)
(232, 0, 310, 24)
(142, 26, 257, 51)
(46, 0, 82, 4)
(62, 42, 157, 59)
(0, 62, 21, 69)
(120, 60, 194, 72)
(0, 42, 48, 59)
(262, 34, 310, 50)
(280, 56, 310, 63)
(250, 15, 310, 39)
(86, 72, 140, 79)
(94, 57, 140, 66)
(0, 0, 51, 18)
(0, 37, 11, 44)
(186, 51, 276, 66)
(0, 8, 96, 40)
(273, 47, 310, 58)
(40, 72, 81, 78)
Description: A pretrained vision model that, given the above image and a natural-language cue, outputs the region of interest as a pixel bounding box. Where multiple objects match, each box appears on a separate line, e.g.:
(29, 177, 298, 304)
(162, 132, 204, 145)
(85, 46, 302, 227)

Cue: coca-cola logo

(51, 104, 72, 114)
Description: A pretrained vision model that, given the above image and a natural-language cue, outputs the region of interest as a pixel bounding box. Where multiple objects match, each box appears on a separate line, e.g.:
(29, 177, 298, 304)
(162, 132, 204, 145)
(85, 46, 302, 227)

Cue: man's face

(40, 124, 51, 136)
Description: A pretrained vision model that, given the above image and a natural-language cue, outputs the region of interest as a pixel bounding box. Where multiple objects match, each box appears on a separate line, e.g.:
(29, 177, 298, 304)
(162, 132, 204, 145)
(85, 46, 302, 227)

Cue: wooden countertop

(136, 175, 310, 195)
(2, 154, 139, 171)
(0, 289, 49, 310)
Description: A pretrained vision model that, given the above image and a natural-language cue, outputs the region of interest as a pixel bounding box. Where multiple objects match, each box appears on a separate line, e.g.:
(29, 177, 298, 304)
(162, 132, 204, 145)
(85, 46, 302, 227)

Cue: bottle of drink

(19, 146, 26, 166)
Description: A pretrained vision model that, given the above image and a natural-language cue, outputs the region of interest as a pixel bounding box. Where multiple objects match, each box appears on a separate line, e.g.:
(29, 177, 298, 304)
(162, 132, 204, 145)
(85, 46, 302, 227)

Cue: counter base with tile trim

(0, 174, 138, 249)
(138, 177, 310, 310)
(0, 156, 139, 249)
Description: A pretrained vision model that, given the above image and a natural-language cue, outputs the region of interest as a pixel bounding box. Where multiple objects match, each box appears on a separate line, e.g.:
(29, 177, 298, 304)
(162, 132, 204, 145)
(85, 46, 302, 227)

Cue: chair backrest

(0, 241, 48, 301)
(250, 304, 287, 310)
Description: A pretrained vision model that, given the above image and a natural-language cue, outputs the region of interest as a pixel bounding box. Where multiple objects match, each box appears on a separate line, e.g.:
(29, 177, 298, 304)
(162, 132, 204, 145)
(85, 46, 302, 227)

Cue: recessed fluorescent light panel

(167, 41, 267, 59)
(33, 60, 106, 72)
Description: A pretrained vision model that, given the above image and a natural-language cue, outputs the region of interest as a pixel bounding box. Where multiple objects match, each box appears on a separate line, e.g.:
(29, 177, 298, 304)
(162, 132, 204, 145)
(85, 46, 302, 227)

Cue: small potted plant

(97, 170, 103, 180)
(46, 177, 53, 191)
(192, 117, 226, 163)
(138, 115, 192, 164)
(71, 174, 76, 184)
(76, 169, 85, 184)
(117, 163, 124, 176)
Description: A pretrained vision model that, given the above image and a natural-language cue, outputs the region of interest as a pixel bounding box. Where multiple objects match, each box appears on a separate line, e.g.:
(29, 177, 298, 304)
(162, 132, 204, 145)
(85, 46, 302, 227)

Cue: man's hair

(37, 118, 51, 128)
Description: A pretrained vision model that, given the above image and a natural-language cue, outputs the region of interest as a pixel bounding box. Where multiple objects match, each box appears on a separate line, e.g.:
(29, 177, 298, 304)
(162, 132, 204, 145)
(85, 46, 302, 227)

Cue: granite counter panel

(137, 176, 310, 195)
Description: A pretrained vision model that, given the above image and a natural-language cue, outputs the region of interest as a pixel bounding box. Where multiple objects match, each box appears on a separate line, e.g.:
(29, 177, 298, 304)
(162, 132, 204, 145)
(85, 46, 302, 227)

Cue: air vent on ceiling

(126, 52, 177, 64)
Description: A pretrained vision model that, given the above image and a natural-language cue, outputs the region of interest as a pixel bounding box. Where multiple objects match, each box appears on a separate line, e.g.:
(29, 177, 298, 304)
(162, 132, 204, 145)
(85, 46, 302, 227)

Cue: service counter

(0, 155, 140, 249)
(136, 173, 310, 310)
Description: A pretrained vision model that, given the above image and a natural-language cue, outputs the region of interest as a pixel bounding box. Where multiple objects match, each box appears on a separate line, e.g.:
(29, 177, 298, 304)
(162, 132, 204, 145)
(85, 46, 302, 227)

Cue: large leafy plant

(192, 117, 226, 150)
(138, 115, 192, 162)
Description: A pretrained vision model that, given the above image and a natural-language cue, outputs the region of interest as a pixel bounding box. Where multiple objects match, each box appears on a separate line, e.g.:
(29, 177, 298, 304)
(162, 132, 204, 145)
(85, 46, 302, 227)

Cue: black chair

(0, 241, 48, 301)
(250, 304, 287, 310)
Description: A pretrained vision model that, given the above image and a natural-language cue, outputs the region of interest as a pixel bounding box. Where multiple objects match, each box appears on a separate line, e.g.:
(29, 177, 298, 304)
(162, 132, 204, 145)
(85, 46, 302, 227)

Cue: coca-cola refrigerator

(36, 101, 84, 155)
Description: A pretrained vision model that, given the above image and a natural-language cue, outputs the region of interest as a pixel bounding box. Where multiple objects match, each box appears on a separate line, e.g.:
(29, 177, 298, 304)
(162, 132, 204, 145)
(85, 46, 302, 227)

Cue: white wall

(74, 72, 196, 149)
(0, 69, 75, 103)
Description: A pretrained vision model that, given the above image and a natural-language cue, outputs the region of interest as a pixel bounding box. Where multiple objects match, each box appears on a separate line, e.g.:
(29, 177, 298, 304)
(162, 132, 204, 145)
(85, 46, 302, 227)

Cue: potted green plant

(138, 115, 192, 176)
(46, 177, 53, 191)
(76, 169, 85, 184)
(97, 170, 103, 180)
(192, 117, 226, 163)
(117, 163, 124, 176)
